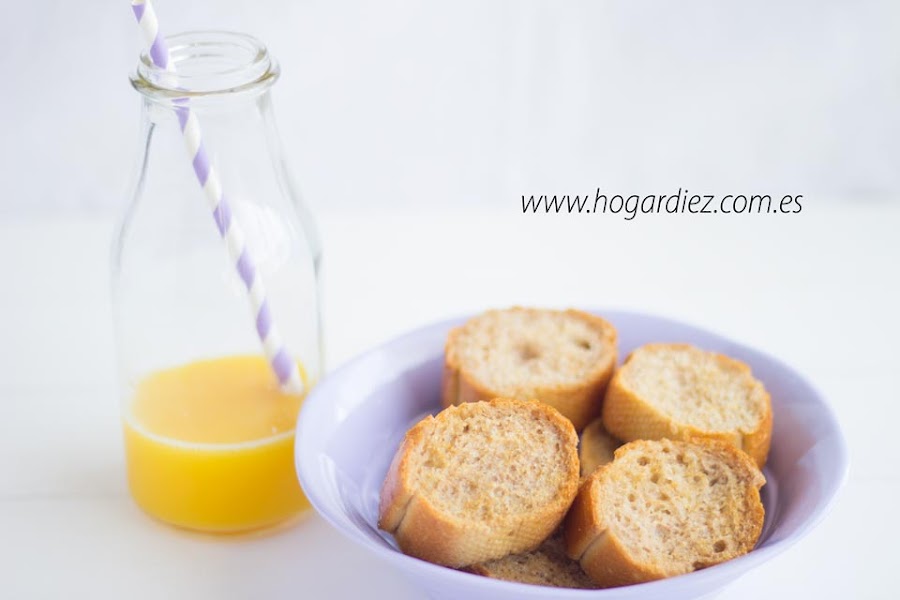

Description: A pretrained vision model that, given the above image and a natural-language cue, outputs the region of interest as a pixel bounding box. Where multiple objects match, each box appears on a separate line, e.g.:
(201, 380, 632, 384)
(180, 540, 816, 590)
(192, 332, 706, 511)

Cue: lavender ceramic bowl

(295, 311, 848, 599)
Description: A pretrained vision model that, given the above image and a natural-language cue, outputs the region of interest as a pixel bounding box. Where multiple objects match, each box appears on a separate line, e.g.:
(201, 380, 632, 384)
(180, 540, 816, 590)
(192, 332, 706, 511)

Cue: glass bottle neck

(131, 31, 279, 107)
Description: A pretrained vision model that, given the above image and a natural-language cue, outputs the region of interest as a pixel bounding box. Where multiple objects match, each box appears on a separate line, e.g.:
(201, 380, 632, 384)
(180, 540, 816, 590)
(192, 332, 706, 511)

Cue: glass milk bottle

(111, 31, 322, 533)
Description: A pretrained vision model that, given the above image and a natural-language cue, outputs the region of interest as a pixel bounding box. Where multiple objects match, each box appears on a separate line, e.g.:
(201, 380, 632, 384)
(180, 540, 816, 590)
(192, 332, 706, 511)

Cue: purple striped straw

(130, 0, 304, 395)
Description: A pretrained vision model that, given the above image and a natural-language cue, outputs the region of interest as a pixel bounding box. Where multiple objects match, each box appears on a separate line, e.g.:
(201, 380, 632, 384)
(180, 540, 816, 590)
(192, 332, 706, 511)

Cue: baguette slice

(466, 529, 598, 589)
(379, 398, 580, 567)
(602, 343, 772, 468)
(443, 308, 618, 431)
(565, 439, 765, 588)
(579, 417, 621, 480)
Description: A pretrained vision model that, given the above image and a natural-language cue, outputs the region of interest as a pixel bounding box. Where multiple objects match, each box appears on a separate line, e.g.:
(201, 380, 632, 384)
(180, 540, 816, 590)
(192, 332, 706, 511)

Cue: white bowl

(296, 310, 848, 599)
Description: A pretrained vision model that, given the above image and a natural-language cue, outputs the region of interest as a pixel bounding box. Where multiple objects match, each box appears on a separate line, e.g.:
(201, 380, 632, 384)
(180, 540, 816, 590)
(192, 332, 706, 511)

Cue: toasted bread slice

(580, 417, 621, 479)
(565, 439, 765, 587)
(379, 398, 580, 567)
(466, 529, 598, 589)
(602, 344, 772, 467)
(443, 308, 618, 431)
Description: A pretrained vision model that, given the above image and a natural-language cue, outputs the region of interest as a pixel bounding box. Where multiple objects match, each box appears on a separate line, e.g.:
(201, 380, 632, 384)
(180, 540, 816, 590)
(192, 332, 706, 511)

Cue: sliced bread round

(602, 343, 772, 467)
(579, 417, 621, 480)
(565, 438, 766, 587)
(443, 307, 618, 431)
(379, 397, 580, 567)
(465, 529, 598, 589)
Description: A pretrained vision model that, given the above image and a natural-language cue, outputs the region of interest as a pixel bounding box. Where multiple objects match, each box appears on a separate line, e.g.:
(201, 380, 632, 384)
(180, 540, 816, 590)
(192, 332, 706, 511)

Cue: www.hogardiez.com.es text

(521, 188, 803, 219)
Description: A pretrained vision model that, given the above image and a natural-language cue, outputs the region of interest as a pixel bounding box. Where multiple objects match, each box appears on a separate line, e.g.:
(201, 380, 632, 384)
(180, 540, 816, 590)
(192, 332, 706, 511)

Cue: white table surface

(1, 204, 897, 598)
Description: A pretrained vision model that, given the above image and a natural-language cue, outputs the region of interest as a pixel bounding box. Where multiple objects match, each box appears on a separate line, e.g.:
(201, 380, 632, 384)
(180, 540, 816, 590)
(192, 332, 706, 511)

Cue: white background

(1, 2, 898, 599)
(1, 0, 898, 216)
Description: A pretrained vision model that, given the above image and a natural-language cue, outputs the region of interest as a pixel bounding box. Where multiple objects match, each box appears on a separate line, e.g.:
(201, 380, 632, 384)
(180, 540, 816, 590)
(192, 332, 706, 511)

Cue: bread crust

(602, 343, 772, 468)
(443, 308, 618, 432)
(579, 417, 621, 480)
(379, 398, 580, 567)
(565, 439, 766, 587)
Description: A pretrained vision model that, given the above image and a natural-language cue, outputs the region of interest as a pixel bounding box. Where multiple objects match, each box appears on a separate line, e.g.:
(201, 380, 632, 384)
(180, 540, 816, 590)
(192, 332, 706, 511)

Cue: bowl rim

(296, 309, 849, 596)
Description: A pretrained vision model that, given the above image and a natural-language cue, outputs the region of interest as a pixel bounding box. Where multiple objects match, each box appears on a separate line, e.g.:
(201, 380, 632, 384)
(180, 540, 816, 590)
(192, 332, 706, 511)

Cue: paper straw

(130, 0, 304, 395)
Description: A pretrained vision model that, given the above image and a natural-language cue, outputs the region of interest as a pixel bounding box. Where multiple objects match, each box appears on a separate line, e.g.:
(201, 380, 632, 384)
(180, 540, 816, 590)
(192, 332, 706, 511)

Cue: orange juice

(123, 355, 310, 533)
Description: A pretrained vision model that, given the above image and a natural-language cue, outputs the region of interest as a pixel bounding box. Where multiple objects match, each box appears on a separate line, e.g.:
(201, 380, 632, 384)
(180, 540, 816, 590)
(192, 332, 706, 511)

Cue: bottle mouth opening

(131, 30, 278, 99)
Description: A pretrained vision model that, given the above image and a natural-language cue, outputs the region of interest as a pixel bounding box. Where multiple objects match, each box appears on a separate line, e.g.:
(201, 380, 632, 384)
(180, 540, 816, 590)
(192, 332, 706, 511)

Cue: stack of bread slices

(379, 307, 771, 588)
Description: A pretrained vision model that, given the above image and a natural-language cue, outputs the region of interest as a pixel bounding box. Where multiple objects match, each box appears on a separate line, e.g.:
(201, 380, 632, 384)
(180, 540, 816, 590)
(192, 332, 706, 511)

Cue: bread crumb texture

(603, 343, 772, 467)
(621, 345, 766, 430)
(408, 401, 573, 520)
(568, 439, 765, 587)
(379, 398, 580, 567)
(455, 308, 611, 393)
(444, 307, 618, 431)
(466, 529, 598, 589)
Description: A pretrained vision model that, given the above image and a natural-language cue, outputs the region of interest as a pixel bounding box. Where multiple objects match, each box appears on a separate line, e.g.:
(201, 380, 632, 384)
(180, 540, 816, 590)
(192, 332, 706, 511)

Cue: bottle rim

(130, 30, 279, 100)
